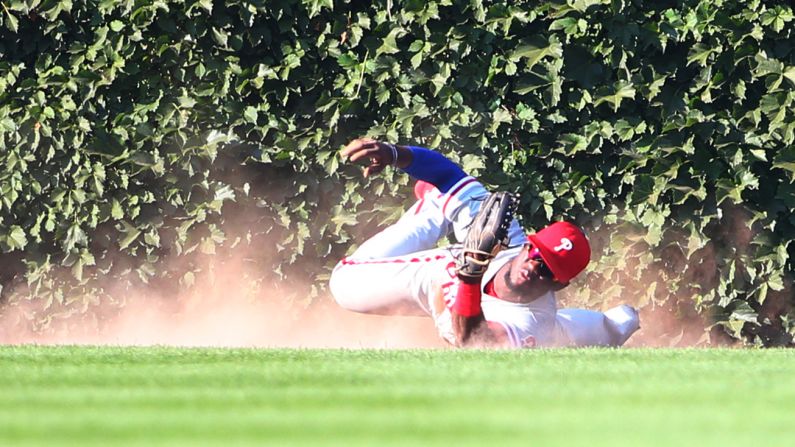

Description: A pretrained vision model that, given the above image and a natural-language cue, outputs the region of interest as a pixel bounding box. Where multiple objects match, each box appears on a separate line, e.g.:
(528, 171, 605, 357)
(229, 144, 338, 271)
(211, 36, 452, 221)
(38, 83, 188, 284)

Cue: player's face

(504, 243, 558, 300)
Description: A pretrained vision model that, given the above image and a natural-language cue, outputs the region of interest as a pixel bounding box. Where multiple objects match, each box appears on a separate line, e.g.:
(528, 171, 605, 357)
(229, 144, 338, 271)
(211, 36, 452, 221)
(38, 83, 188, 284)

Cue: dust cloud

(0, 241, 447, 349)
(0, 288, 446, 348)
(0, 235, 723, 349)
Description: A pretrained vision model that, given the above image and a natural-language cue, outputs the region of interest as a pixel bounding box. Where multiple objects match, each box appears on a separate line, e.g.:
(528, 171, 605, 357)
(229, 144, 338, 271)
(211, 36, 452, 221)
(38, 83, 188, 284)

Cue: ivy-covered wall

(0, 0, 794, 345)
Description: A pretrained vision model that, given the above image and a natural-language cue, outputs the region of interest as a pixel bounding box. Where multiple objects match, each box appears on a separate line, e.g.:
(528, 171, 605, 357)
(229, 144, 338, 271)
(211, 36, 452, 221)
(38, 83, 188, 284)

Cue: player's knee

(328, 265, 363, 312)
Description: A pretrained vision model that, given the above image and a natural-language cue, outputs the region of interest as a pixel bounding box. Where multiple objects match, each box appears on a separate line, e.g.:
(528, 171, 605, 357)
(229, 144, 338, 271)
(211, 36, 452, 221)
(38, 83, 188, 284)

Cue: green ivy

(0, 0, 793, 345)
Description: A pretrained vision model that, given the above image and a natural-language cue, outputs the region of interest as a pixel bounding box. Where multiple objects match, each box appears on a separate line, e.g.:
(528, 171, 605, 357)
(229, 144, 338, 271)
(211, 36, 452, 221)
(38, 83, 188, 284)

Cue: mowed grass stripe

(1, 347, 794, 447)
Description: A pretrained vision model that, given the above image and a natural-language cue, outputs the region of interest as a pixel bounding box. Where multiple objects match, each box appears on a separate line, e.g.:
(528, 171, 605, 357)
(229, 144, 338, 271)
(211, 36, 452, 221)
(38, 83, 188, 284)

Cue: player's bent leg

(329, 251, 448, 317)
(329, 275, 427, 316)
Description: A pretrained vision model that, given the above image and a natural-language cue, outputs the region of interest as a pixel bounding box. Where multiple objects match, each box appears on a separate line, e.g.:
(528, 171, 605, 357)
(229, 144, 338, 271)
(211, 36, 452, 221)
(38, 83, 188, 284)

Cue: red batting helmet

(526, 221, 591, 284)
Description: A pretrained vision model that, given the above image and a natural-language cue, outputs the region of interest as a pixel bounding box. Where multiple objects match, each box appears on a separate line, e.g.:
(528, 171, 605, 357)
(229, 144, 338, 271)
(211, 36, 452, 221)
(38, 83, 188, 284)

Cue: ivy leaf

(63, 225, 87, 251)
(549, 17, 585, 35)
(84, 128, 127, 161)
(213, 184, 236, 202)
(243, 106, 258, 124)
(687, 43, 716, 67)
(410, 51, 423, 69)
(5, 225, 27, 250)
(109, 20, 124, 32)
(772, 146, 795, 179)
(461, 154, 485, 174)
(749, 149, 767, 161)
(768, 271, 785, 292)
(408, 39, 424, 52)
(594, 81, 636, 112)
(510, 35, 563, 69)
(305, 0, 333, 18)
(730, 301, 759, 324)
(117, 221, 142, 250)
(376, 27, 403, 55)
(614, 119, 636, 141)
(760, 6, 794, 33)
(715, 179, 742, 205)
(0, 117, 16, 133)
(629, 175, 655, 205)
(336, 53, 358, 69)
(211, 27, 228, 48)
(111, 198, 124, 220)
(555, 133, 588, 155)
(4, 9, 19, 33)
(513, 71, 551, 95)
(783, 66, 795, 87)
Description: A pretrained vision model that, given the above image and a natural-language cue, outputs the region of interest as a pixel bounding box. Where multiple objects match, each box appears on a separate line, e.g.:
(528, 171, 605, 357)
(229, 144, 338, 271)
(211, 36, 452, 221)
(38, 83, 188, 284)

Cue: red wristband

(452, 281, 482, 317)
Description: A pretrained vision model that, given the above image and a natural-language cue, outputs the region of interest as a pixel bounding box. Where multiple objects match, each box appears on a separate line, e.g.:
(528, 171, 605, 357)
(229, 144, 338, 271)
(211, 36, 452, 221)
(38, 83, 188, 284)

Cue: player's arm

(340, 139, 468, 192)
(451, 279, 510, 347)
(451, 192, 516, 348)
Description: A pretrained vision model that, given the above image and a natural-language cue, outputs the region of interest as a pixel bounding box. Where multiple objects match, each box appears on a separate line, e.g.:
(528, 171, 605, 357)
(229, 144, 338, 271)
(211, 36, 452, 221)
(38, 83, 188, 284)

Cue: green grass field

(1, 346, 793, 446)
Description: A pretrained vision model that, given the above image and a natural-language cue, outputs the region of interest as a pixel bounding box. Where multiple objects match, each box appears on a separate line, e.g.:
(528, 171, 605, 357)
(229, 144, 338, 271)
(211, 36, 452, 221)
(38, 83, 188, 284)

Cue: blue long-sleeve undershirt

(402, 146, 468, 194)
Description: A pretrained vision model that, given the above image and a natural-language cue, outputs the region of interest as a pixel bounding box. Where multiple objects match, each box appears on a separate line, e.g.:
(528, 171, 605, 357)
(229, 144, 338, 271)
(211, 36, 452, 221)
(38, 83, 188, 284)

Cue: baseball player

(330, 138, 639, 348)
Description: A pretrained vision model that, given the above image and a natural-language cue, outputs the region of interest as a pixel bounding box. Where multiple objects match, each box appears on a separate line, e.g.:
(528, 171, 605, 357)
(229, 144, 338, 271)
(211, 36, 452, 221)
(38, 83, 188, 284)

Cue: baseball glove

(457, 191, 517, 282)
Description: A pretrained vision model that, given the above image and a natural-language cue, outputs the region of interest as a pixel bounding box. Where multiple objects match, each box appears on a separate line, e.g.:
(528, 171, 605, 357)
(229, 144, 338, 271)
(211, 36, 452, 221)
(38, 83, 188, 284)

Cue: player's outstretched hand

(340, 138, 399, 178)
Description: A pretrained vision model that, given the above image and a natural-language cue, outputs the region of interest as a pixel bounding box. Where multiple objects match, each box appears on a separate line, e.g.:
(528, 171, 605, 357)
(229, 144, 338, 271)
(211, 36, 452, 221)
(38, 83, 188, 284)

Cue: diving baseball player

(330, 138, 639, 348)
